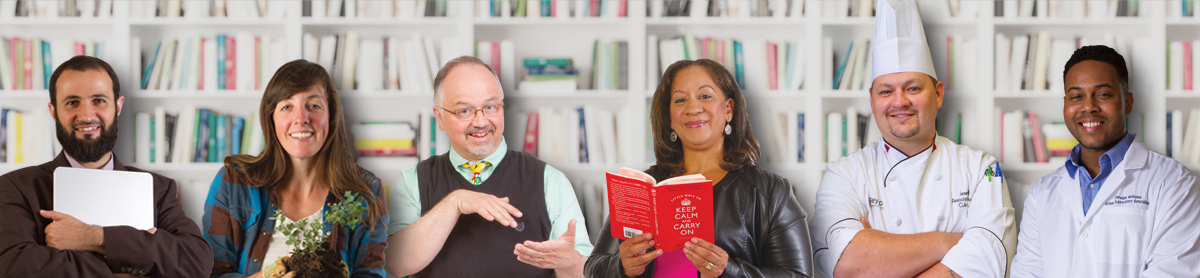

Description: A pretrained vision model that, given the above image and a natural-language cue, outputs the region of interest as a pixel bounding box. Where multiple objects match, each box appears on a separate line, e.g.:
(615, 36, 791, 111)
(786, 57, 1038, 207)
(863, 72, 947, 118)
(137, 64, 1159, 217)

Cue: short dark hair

(647, 59, 760, 178)
(1063, 45, 1129, 92)
(48, 55, 120, 106)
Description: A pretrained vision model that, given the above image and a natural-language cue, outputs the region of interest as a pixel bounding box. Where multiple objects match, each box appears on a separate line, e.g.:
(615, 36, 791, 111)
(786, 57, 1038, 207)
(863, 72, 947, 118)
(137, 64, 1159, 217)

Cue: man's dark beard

(55, 118, 118, 163)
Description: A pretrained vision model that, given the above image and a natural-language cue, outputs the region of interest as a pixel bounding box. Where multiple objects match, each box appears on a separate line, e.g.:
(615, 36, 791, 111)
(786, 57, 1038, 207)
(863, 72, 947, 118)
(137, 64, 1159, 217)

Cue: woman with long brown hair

(202, 59, 388, 278)
(585, 59, 813, 277)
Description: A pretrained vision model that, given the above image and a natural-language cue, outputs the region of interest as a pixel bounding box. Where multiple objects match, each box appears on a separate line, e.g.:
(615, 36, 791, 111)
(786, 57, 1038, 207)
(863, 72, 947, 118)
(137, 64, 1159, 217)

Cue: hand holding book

(606, 167, 715, 252)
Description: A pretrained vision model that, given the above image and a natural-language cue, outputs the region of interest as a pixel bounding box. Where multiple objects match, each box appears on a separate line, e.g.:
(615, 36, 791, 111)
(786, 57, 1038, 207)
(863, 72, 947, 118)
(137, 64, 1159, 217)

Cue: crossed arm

(832, 218, 963, 278)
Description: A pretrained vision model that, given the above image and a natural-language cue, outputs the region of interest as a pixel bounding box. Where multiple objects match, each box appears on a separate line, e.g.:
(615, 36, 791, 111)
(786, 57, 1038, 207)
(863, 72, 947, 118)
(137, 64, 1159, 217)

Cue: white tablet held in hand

(53, 167, 155, 230)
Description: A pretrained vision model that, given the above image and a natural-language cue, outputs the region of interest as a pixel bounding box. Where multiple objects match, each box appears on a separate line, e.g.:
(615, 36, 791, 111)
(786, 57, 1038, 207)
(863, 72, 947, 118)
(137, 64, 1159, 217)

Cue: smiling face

(869, 72, 943, 144)
(272, 85, 330, 162)
(49, 69, 124, 163)
(1063, 60, 1132, 151)
(669, 66, 733, 152)
(433, 63, 505, 161)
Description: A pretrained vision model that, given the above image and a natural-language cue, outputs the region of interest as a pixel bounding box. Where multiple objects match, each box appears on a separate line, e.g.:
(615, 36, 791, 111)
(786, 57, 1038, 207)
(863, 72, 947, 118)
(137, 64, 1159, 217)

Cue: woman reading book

(584, 59, 814, 278)
(202, 60, 389, 278)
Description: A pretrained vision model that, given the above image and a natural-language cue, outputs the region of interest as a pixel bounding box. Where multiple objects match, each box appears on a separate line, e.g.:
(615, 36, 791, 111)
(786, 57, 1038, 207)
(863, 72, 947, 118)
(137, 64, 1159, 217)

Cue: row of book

(1168, 109, 1200, 164)
(0, 0, 113, 18)
(995, 0, 1140, 18)
(352, 122, 418, 157)
(303, 0, 452, 18)
(828, 38, 872, 91)
(994, 33, 1133, 92)
(762, 110, 805, 163)
(475, 39, 629, 92)
(0, 108, 58, 164)
(829, 36, 975, 91)
(822, 109, 964, 163)
(0, 38, 109, 90)
(512, 106, 625, 166)
(996, 109, 1145, 164)
(649, 34, 805, 93)
(478, 0, 624, 18)
(520, 58, 581, 93)
(652, 0, 801, 18)
(132, 106, 266, 164)
(131, 0, 286, 18)
(1166, 40, 1200, 91)
(138, 34, 286, 92)
(302, 32, 456, 92)
(1167, 0, 1199, 17)
(825, 107, 880, 162)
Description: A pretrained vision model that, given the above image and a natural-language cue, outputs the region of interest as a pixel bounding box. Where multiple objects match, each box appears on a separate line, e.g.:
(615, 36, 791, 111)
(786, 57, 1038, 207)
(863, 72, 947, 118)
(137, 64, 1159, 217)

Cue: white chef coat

(811, 136, 1017, 278)
(1010, 139, 1200, 278)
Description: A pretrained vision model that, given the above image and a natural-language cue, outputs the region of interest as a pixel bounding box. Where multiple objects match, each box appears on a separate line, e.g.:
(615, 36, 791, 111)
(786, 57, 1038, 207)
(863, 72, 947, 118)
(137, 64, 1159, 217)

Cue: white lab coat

(1010, 139, 1200, 278)
(811, 136, 1017, 278)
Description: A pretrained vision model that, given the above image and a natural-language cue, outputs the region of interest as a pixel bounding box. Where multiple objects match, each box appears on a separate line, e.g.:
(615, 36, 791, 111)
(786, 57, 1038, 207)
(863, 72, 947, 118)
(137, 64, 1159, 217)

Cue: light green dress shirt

(387, 140, 594, 256)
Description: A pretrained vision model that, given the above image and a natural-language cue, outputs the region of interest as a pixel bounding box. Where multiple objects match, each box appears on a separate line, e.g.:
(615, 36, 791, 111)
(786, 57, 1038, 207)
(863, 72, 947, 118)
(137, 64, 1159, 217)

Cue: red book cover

(618, 0, 627, 17)
(606, 168, 714, 252)
(523, 111, 539, 156)
(716, 39, 725, 65)
(550, 0, 556, 16)
(198, 38, 205, 90)
(24, 39, 32, 90)
(766, 42, 777, 90)
(589, 0, 599, 17)
(226, 36, 236, 90)
(1185, 41, 1193, 91)
(75, 42, 84, 56)
(255, 37, 261, 90)
(490, 41, 501, 80)
(1027, 112, 1048, 163)
(700, 38, 710, 60)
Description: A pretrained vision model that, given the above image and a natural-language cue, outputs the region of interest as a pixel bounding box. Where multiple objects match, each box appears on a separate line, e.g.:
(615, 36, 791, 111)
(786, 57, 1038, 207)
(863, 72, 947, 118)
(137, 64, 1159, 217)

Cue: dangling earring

(670, 131, 677, 142)
(724, 123, 732, 135)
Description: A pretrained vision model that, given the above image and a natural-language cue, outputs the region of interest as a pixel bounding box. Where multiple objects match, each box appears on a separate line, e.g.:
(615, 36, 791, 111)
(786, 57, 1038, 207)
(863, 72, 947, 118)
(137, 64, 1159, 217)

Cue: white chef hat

(871, 0, 937, 82)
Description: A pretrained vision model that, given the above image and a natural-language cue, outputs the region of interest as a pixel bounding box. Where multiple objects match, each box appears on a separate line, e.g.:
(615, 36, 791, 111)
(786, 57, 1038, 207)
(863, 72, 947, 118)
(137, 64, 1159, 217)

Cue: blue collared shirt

(1065, 133, 1135, 214)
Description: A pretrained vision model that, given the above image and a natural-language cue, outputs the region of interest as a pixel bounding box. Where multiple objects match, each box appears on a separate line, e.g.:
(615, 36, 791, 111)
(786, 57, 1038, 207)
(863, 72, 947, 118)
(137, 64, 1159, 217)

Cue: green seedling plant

(269, 191, 368, 256)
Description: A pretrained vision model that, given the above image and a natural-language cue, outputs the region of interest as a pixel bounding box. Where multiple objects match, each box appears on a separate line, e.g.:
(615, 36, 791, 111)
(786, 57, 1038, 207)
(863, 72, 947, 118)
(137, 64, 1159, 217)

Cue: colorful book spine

(734, 41, 744, 89)
(208, 112, 218, 162)
(23, 39, 32, 90)
(1186, 41, 1194, 90)
(141, 42, 162, 90)
(41, 40, 50, 89)
(14, 38, 23, 90)
(195, 109, 210, 162)
(226, 35, 236, 90)
(767, 42, 778, 90)
(217, 34, 226, 90)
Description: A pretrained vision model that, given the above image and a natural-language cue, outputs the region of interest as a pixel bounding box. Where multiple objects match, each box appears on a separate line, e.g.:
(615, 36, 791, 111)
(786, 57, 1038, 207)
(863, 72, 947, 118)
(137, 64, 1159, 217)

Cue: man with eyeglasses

(385, 56, 592, 278)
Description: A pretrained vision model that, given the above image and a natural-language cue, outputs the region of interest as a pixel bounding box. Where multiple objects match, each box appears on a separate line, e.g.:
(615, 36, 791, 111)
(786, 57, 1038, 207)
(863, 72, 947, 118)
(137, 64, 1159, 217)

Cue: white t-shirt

(262, 208, 323, 270)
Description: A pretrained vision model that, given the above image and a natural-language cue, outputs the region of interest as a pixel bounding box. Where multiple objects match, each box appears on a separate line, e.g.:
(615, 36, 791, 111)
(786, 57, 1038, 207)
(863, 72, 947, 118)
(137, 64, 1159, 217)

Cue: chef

(809, 0, 1017, 277)
(1010, 45, 1200, 278)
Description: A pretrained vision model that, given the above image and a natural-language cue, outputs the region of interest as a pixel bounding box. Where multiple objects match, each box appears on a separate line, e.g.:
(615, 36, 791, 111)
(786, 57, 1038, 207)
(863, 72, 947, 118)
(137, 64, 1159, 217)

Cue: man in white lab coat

(1010, 45, 1200, 277)
(809, 0, 1017, 277)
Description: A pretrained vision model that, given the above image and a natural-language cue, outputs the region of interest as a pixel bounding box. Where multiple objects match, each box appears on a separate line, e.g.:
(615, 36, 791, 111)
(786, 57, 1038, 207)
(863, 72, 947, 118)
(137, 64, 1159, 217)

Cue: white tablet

(53, 167, 154, 230)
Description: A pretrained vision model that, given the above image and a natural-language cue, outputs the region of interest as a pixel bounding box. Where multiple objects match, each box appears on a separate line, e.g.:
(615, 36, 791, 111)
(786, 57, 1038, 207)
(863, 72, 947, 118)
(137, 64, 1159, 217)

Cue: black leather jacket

(585, 165, 814, 278)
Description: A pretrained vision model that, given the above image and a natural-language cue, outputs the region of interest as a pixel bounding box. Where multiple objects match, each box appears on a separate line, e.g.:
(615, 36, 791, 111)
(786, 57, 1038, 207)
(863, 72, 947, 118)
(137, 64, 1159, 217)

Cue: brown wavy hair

(647, 59, 760, 178)
(223, 59, 385, 229)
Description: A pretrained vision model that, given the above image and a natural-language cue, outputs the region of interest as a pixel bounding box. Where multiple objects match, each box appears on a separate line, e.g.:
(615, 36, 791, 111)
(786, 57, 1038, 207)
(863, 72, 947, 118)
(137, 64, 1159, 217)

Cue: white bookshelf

(2, 0, 1199, 219)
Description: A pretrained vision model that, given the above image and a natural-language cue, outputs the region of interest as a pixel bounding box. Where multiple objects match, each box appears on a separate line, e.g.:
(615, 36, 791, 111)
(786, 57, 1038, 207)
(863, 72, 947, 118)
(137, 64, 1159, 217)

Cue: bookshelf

(2, 0, 1199, 232)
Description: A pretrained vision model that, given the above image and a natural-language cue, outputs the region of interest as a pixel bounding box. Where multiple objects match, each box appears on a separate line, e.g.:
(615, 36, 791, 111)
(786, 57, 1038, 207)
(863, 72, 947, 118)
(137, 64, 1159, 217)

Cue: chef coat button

(888, 176, 897, 182)
(937, 215, 945, 222)
(934, 174, 942, 181)
(1080, 231, 1089, 238)
(894, 219, 902, 226)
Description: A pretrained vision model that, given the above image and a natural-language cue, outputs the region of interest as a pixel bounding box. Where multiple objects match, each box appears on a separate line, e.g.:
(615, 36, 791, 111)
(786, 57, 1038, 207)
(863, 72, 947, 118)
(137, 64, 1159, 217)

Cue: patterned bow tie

(462, 161, 491, 185)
